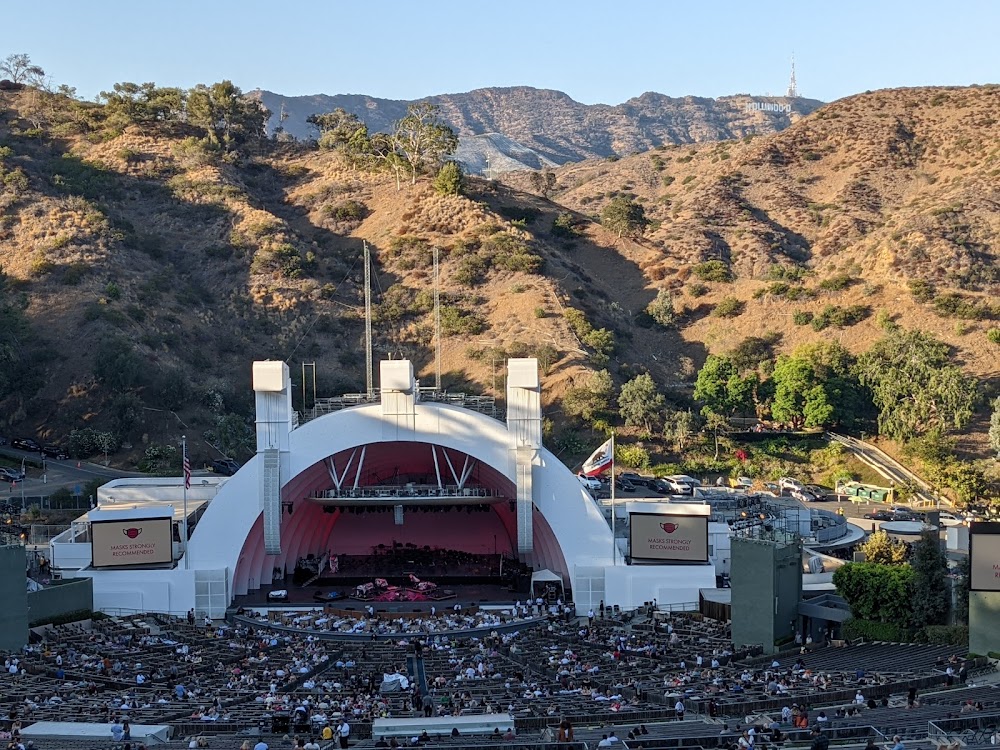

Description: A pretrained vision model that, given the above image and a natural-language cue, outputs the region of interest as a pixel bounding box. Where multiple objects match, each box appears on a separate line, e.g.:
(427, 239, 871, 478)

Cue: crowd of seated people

(0, 606, 991, 750)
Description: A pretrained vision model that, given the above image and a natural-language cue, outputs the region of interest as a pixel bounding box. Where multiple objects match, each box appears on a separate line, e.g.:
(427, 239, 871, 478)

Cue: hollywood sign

(746, 101, 792, 113)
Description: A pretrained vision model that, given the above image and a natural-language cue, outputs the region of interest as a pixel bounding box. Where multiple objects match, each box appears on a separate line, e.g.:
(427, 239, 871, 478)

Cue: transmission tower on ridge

(787, 54, 798, 98)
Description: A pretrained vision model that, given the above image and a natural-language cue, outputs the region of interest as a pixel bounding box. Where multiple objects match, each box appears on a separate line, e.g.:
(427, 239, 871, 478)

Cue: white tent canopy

(530, 569, 564, 599)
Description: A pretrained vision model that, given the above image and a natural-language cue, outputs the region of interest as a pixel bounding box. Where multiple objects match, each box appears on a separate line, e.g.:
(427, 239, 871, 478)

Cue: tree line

(307, 104, 459, 190)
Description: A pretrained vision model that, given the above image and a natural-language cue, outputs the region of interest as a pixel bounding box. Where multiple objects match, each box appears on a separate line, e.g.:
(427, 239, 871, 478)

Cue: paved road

(0, 442, 140, 498)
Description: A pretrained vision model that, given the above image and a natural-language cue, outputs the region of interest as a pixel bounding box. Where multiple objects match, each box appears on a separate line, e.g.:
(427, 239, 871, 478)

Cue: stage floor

(233, 582, 523, 613)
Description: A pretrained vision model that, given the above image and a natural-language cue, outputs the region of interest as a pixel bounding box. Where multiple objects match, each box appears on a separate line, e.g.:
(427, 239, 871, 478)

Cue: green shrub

(440, 306, 485, 335)
(841, 618, 913, 643)
(692, 260, 733, 283)
(792, 310, 813, 325)
(987, 328, 1000, 345)
(908, 278, 935, 303)
(687, 282, 708, 298)
(811, 304, 870, 330)
(533, 307, 546, 319)
(713, 297, 745, 318)
(615, 444, 651, 469)
(433, 161, 464, 196)
(329, 199, 367, 222)
(933, 292, 990, 320)
(818, 273, 855, 291)
(453, 254, 489, 286)
(661, 175, 675, 188)
(916, 625, 969, 646)
(551, 212, 579, 240)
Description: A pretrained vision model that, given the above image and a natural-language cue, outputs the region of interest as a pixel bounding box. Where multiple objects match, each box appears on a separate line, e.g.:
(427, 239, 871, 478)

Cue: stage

(232, 581, 527, 613)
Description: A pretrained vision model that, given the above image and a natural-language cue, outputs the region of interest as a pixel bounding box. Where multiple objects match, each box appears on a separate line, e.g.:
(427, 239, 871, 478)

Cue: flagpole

(610, 431, 617, 566)
(182, 435, 189, 570)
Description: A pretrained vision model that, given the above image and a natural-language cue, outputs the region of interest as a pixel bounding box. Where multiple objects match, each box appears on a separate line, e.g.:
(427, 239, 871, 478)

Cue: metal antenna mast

(433, 246, 442, 390)
(363, 241, 373, 398)
(787, 53, 798, 98)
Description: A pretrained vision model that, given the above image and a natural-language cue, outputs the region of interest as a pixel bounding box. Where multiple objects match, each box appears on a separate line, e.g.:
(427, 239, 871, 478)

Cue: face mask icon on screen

(123, 527, 143, 539)
(659, 522, 678, 534)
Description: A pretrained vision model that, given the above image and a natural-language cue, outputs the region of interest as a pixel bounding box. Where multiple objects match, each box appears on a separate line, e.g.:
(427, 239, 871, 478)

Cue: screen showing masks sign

(91, 518, 173, 567)
(970, 523, 1000, 591)
(629, 512, 709, 562)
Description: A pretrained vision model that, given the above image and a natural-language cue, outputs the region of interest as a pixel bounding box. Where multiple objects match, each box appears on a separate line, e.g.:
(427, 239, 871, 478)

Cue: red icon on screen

(659, 522, 678, 534)
(123, 527, 142, 539)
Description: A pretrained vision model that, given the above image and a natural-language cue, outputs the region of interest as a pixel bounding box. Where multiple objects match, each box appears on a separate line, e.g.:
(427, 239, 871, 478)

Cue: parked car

(791, 488, 820, 502)
(212, 458, 241, 476)
(863, 510, 895, 521)
(936, 511, 964, 527)
(577, 473, 602, 491)
(10, 438, 41, 452)
(0, 467, 25, 483)
(664, 475, 700, 495)
(650, 478, 673, 495)
(41, 445, 70, 460)
(615, 478, 636, 493)
(618, 472, 650, 487)
(779, 477, 804, 492)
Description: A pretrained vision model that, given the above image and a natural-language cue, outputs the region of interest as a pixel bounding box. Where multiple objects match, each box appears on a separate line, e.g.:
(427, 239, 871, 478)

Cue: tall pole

(182, 435, 189, 570)
(610, 431, 617, 566)
(363, 241, 373, 398)
(433, 246, 442, 390)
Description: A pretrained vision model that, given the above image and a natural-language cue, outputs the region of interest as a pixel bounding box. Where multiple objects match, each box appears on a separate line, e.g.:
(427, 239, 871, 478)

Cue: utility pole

(433, 246, 442, 390)
(363, 241, 373, 398)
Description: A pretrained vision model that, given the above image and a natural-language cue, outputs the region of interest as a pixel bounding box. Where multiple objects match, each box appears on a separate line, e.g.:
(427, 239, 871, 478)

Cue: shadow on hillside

(473, 181, 711, 386)
(748, 205, 812, 263)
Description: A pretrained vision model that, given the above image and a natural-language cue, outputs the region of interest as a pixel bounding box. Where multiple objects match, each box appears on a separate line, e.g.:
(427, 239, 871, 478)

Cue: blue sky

(6, 0, 998, 104)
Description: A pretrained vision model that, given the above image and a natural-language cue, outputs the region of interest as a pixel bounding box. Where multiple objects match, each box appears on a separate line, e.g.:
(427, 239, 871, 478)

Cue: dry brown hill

(0, 84, 997, 467)
(504, 84, 1000, 380)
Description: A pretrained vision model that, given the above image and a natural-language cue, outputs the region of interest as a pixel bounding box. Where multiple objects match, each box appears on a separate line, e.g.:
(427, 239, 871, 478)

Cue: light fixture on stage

(283, 502, 294, 516)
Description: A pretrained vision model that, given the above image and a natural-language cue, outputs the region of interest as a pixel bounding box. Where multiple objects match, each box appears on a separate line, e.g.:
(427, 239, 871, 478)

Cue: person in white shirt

(675, 699, 685, 719)
(253, 742, 269, 750)
(337, 719, 351, 749)
(597, 735, 613, 747)
(855, 691, 865, 705)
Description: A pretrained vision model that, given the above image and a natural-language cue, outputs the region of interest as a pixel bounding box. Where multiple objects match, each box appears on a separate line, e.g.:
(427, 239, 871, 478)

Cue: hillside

(504, 84, 1000, 381)
(255, 86, 823, 167)
(0, 83, 998, 475)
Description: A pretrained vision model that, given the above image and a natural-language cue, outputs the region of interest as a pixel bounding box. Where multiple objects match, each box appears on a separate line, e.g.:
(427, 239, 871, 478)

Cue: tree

(955, 554, 971, 625)
(989, 396, 1000, 458)
(562, 370, 614, 423)
(664, 409, 697, 452)
(703, 410, 732, 461)
(909, 530, 950, 627)
(0, 54, 44, 85)
(391, 103, 458, 185)
(857, 329, 977, 441)
(186, 80, 268, 152)
(618, 373, 666, 433)
(857, 529, 908, 565)
(833, 562, 915, 625)
(646, 289, 677, 328)
(94, 338, 142, 392)
(693, 355, 755, 417)
(307, 108, 372, 166)
(600, 197, 648, 239)
(433, 161, 464, 196)
(205, 413, 255, 460)
(529, 170, 557, 197)
(99, 82, 185, 128)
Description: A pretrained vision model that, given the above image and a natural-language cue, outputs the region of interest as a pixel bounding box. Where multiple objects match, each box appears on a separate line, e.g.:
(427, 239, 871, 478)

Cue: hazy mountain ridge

(255, 86, 823, 166)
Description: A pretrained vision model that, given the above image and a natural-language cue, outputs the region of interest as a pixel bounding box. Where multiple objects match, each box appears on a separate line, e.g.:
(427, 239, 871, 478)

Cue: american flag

(183, 447, 191, 490)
